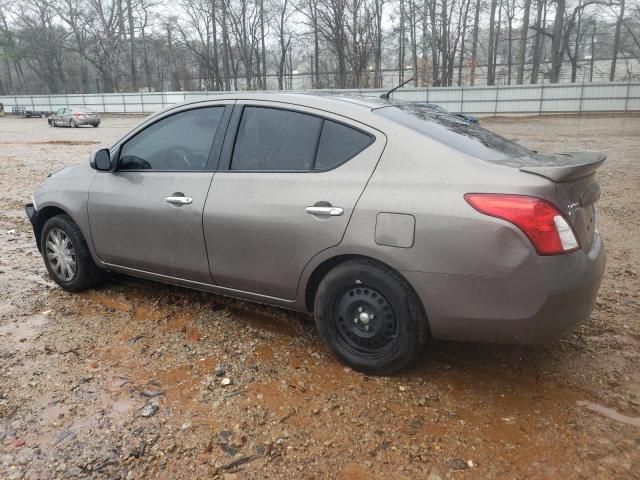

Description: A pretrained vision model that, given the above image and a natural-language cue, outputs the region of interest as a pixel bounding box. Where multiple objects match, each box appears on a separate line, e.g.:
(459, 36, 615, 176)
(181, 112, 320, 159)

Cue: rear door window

(231, 107, 322, 171)
(230, 107, 373, 171)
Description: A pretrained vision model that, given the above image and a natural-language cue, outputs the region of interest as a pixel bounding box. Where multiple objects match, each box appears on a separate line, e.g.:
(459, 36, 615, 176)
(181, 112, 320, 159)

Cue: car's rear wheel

(70, 119, 77, 128)
(41, 214, 102, 291)
(314, 259, 428, 375)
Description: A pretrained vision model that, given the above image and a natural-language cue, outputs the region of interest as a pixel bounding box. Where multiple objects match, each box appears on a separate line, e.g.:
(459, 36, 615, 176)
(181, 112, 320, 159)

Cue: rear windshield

(375, 103, 543, 167)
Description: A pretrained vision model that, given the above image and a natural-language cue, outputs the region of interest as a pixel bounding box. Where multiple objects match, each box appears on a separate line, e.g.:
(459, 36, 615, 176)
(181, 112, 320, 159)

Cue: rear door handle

(165, 196, 193, 205)
(305, 206, 344, 216)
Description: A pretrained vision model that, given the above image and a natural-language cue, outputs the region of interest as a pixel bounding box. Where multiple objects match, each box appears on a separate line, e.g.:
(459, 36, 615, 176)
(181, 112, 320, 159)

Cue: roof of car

(171, 92, 394, 113)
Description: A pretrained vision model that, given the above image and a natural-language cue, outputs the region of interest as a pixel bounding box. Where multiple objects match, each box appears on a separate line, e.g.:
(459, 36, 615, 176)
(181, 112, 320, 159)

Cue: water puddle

(0, 313, 48, 352)
(577, 400, 640, 427)
(78, 291, 132, 312)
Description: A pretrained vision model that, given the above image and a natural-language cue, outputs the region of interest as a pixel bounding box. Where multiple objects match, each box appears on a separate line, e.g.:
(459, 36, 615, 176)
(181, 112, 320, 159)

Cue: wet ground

(0, 114, 638, 479)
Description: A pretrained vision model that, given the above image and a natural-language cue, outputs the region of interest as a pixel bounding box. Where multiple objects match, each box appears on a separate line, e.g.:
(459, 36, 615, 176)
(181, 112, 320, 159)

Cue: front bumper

(404, 233, 606, 345)
(25, 203, 42, 252)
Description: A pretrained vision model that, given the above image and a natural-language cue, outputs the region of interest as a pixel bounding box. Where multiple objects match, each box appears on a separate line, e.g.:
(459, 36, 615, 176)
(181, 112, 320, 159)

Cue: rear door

(203, 102, 385, 300)
(88, 104, 231, 283)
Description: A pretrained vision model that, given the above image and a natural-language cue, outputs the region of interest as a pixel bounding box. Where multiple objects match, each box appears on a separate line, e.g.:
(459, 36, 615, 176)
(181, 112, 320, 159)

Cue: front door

(88, 105, 230, 283)
(203, 102, 385, 300)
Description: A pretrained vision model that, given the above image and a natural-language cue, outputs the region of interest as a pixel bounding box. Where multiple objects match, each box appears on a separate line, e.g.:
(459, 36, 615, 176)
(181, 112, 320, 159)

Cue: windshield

(375, 103, 545, 167)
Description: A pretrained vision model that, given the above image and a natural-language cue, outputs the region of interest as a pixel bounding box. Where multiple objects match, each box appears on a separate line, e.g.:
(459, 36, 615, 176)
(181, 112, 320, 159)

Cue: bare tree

(516, 0, 532, 84)
(469, 0, 481, 85)
(610, 0, 625, 80)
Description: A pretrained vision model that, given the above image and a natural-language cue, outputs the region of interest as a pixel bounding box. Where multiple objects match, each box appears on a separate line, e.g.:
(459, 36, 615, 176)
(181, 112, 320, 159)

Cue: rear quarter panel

(297, 122, 558, 304)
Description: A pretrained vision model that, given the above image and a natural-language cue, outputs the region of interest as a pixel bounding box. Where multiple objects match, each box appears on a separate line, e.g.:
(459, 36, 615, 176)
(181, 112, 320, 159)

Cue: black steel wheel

(334, 285, 398, 359)
(314, 259, 428, 375)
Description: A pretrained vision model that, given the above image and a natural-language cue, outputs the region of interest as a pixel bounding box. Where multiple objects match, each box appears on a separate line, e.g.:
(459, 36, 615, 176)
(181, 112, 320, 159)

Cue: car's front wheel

(41, 214, 102, 291)
(314, 259, 428, 375)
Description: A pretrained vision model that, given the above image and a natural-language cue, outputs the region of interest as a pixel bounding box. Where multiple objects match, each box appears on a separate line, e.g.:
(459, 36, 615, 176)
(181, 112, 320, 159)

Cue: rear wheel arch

(304, 254, 428, 323)
(311, 256, 430, 374)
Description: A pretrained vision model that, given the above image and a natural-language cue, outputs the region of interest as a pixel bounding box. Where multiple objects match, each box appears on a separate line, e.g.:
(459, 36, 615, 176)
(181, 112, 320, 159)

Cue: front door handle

(305, 206, 344, 216)
(165, 195, 193, 205)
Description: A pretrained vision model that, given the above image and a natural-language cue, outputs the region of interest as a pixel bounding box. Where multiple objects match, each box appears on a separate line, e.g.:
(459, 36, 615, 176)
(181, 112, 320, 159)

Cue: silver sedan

(48, 107, 100, 127)
(26, 93, 605, 374)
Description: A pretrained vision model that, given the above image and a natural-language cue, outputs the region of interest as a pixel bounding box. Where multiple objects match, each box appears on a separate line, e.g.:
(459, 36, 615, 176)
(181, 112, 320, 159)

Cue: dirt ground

(0, 113, 638, 480)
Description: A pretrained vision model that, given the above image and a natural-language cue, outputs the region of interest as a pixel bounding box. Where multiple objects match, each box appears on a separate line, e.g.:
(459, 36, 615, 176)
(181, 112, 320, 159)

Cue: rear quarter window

(315, 120, 373, 170)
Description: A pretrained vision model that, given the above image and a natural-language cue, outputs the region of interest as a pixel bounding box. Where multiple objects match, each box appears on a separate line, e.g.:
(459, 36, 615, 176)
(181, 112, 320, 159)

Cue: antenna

(380, 77, 415, 100)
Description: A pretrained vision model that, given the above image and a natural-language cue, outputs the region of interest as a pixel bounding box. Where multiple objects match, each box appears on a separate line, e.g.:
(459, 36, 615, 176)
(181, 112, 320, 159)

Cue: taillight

(464, 193, 580, 255)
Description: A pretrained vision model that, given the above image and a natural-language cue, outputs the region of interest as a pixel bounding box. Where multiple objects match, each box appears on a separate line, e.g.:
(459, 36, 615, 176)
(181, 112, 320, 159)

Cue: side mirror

(90, 148, 114, 171)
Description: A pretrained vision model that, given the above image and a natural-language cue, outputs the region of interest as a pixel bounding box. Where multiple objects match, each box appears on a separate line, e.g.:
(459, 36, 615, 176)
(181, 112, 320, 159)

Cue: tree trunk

(458, 0, 471, 86)
(127, 0, 137, 91)
(549, 0, 565, 83)
(375, 0, 383, 88)
(530, 0, 544, 83)
(516, 0, 531, 84)
(313, 2, 320, 88)
(470, 0, 481, 85)
(589, 22, 596, 82)
(260, 0, 266, 88)
(221, 5, 232, 90)
(428, 0, 440, 85)
(398, 0, 405, 83)
(610, 0, 625, 81)
(487, 0, 498, 85)
(409, 0, 418, 86)
(507, 8, 513, 84)
(440, 0, 448, 85)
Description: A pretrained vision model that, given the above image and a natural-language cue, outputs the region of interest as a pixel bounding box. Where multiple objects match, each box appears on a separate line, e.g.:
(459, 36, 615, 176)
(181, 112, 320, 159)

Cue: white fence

(1, 81, 638, 116)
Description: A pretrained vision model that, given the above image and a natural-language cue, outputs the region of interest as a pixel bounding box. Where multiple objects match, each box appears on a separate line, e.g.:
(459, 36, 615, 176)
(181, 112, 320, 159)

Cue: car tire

(41, 214, 103, 292)
(70, 119, 77, 128)
(92, 124, 99, 128)
(314, 259, 428, 375)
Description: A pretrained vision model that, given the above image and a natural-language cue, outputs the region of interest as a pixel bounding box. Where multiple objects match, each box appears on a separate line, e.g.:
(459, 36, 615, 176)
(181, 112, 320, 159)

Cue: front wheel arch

(33, 206, 68, 251)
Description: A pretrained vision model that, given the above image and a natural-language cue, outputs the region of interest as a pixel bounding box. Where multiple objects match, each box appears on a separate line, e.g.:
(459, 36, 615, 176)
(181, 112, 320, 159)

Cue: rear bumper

(77, 118, 100, 126)
(25, 203, 42, 252)
(404, 232, 606, 344)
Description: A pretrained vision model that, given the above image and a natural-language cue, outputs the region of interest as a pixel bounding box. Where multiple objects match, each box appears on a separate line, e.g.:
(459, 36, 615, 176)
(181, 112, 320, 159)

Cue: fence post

(30, 95, 34, 113)
(578, 80, 585, 115)
(102, 93, 105, 114)
(460, 85, 464, 113)
(538, 79, 545, 115)
(494, 84, 499, 116)
(624, 78, 631, 113)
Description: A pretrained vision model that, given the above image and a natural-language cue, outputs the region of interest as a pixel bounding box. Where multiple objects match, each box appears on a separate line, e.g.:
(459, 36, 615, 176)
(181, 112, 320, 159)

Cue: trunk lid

(521, 152, 605, 252)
